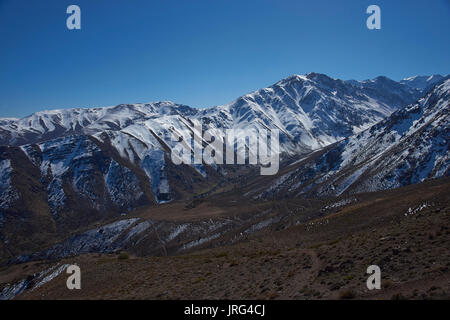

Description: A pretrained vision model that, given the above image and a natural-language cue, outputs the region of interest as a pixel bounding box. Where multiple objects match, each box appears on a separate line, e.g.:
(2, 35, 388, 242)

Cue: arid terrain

(1, 177, 448, 300)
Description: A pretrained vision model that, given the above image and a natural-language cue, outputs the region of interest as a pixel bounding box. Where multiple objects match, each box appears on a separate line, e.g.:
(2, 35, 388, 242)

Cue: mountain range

(0, 72, 448, 263)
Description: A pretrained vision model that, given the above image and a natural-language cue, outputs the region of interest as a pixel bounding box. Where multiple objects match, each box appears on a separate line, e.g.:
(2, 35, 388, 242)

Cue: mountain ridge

(0, 72, 434, 147)
(0, 73, 448, 263)
(243, 79, 449, 199)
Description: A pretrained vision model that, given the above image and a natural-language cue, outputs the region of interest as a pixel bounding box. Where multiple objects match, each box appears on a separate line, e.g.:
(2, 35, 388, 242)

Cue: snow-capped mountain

(246, 79, 450, 199)
(0, 102, 197, 147)
(1, 73, 422, 152)
(0, 73, 437, 212)
(0, 73, 448, 262)
(400, 74, 449, 92)
(196, 73, 423, 152)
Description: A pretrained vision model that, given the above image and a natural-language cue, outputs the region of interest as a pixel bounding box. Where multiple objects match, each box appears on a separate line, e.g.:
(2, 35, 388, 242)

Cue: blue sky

(0, 0, 449, 118)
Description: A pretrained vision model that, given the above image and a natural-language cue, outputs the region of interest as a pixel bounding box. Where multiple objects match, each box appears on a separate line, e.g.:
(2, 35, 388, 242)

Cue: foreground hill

(1, 177, 449, 300)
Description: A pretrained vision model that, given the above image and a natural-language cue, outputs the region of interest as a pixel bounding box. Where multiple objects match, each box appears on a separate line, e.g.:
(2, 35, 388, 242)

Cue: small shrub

(343, 274, 354, 281)
(215, 252, 228, 258)
(383, 279, 394, 288)
(118, 252, 129, 260)
(194, 277, 204, 284)
(339, 289, 356, 299)
(391, 293, 407, 300)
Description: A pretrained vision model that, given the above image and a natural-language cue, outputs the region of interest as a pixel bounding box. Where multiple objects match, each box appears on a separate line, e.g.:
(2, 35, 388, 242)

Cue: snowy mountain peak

(305, 72, 337, 82)
(0, 73, 430, 156)
(400, 74, 449, 91)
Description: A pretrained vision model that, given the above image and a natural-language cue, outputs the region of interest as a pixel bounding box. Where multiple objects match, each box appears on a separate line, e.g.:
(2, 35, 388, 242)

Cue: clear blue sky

(0, 0, 449, 118)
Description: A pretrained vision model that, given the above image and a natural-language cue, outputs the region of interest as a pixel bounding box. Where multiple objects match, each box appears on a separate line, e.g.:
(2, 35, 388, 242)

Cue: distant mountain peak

(372, 75, 394, 82)
(275, 74, 308, 86)
(400, 74, 449, 91)
(305, 72, 335, 81)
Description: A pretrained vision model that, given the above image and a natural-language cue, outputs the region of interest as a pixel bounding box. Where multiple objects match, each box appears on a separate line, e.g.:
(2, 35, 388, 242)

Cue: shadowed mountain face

(0, 73, 448, 262)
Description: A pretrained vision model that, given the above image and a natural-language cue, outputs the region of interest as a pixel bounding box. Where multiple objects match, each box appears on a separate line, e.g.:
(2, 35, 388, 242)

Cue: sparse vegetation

(2, 178, 449, 300)
(117, 252, 129, 260)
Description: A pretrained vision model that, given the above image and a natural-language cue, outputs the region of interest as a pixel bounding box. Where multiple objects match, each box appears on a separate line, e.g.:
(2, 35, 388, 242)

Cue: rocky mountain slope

(0, 73, 448, 262)
(245, 79, 450, 199)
